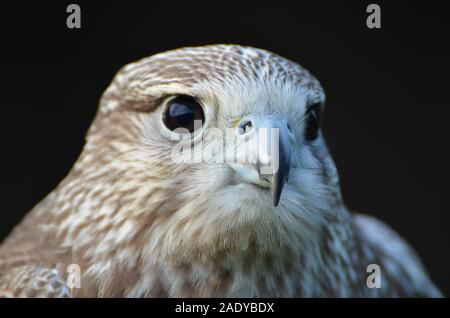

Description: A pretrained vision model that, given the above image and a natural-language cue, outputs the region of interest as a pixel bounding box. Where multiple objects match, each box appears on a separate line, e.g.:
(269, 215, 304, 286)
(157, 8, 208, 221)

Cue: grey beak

(269, 134, 291, 207)
(239, 115, 292, 207)
(256, 131, 291, 206)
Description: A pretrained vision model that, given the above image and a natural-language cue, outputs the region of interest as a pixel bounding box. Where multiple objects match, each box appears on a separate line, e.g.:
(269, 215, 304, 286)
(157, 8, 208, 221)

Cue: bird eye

(163, 96, 205, 133)
(304, 103, 321, 141)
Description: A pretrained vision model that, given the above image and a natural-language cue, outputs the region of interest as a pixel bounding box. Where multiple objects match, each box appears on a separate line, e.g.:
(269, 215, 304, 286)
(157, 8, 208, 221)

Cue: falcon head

(64, 45, 342, 265)
(2, 45, 441, 298)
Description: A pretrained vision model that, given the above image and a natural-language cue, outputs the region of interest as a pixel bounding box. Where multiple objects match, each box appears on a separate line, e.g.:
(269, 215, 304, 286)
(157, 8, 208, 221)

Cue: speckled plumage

(0, 45, 442, 297)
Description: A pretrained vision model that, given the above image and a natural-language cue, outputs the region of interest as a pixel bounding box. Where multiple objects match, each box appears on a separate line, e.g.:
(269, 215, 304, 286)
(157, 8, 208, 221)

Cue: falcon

(0, 45, 442, 297)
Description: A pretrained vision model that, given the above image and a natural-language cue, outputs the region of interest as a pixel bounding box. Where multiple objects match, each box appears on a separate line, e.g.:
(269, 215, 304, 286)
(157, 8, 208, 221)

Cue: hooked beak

(230, 115, 292, 207)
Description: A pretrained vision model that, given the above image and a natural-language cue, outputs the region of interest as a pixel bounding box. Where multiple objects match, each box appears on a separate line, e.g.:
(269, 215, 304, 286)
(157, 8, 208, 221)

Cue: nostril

(237, 120, 253, 135)
(287, 123, 292, 132)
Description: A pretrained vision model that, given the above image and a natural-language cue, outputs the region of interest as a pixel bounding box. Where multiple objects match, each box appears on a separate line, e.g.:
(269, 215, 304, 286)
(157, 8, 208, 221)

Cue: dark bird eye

(304, 103, 321, 141)
(163, 96, 205, 133)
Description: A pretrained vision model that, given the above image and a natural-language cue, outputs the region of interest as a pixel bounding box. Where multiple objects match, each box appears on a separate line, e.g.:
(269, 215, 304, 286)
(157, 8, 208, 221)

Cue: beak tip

(271, 177, 284, 207)
(273, 198, 281, 207)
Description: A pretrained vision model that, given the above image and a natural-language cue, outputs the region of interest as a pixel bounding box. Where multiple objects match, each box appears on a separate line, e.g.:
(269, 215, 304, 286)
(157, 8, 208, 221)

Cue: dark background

(0, 1, 449, 295)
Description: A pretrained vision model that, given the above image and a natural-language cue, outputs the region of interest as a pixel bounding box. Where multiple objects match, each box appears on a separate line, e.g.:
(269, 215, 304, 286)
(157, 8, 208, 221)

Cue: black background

(0, 1, 449, 296)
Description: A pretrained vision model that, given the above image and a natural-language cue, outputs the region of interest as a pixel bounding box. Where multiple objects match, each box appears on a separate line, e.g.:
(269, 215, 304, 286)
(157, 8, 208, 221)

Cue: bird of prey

(0, 45, 442, 297)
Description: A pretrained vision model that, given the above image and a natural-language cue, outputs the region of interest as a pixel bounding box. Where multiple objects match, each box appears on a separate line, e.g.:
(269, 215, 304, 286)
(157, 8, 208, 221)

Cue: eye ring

(162, 96, 205, 134)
